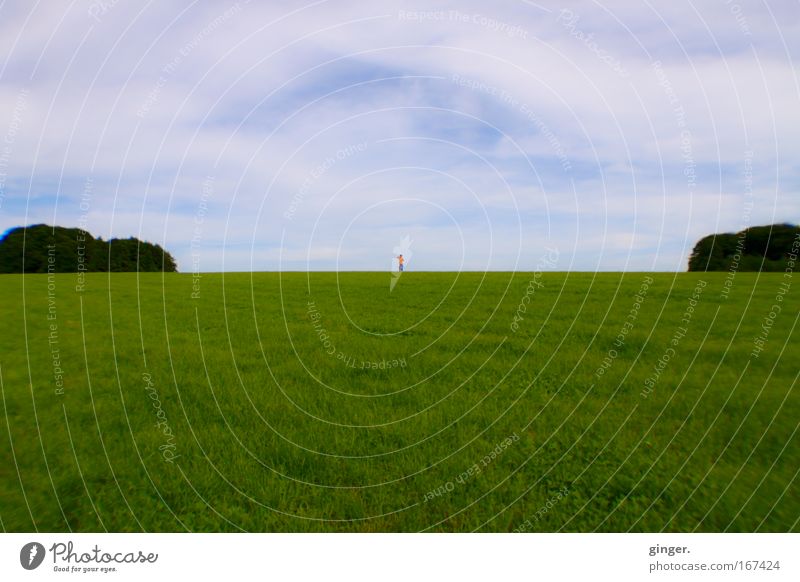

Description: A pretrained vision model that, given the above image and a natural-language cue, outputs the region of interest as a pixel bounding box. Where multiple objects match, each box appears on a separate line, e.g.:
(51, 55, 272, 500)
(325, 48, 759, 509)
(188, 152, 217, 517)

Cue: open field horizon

(1, 1, 798, 576)
(1, 271, 797, 532)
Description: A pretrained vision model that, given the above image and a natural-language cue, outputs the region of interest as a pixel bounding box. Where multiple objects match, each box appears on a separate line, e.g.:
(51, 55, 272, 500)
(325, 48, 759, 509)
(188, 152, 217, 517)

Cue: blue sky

(0, 0, 797, 271)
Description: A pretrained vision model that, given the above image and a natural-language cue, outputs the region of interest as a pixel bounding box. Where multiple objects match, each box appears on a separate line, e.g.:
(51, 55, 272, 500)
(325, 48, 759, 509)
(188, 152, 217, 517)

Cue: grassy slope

(0, 272, 797, 532)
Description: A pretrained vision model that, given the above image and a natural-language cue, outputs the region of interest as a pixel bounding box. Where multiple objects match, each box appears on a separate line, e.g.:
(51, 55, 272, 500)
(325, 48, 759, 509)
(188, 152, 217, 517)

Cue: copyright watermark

(398, 10, 528, 39)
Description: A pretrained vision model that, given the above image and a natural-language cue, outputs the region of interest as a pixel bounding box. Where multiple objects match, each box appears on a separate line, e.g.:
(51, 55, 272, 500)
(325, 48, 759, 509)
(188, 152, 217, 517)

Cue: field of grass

(1, 271, 798, 532)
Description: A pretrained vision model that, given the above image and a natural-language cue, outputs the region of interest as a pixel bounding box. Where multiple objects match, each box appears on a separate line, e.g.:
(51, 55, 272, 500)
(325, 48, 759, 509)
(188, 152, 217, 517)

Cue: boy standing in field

(398, 254, 404, 272)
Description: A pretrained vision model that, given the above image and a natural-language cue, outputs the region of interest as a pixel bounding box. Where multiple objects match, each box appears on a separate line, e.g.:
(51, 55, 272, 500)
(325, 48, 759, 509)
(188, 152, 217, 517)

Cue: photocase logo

(20, 542, 46, 570)
(390, 235, 413, 292)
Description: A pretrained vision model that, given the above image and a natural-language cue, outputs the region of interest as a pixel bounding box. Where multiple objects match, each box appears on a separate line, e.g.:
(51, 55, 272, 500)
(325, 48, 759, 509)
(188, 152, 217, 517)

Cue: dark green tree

(688, 223, 799, 271)
(0, 224, 179, 273)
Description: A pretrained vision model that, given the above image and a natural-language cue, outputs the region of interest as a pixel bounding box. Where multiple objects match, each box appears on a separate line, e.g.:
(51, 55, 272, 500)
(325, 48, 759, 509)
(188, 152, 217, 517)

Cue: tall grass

(1, 272, 797, 532)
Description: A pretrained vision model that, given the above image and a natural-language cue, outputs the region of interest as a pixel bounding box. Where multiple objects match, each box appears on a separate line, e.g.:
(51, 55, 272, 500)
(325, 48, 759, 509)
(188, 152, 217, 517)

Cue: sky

(0, 0, 797, 272)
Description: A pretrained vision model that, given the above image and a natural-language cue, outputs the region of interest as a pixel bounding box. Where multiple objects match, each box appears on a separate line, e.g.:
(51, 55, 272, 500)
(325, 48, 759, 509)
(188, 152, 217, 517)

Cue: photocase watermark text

(596, 275, 653, 378)
(398, 10, 528, 39)
(720, 149, 754, 299)
(307, 300, 406, 369)
(285, 142, 367, 220)
(190, 175, 214, 299)
(422, 433, 520, 502)
(143, 372, 180, 463)
(514, 486, 570, 532)
(137, 2, 247, 118)
(45, 244, 65, 395)
(511, 247, 559, 333)
(751, 233, 799, 358)
(452, 75, 571, 172)
(556, 10, 628, 77)
(641, 280, 706, 398)
(0, 88, 28, 210)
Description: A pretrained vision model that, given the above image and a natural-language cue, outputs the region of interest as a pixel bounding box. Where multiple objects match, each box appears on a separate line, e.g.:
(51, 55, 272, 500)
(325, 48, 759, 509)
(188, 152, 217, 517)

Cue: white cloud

(0, 0, 797, 271)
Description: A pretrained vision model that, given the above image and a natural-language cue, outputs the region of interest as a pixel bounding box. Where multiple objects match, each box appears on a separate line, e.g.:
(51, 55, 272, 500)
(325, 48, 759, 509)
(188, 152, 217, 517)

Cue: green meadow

(1, 271, 797, 532)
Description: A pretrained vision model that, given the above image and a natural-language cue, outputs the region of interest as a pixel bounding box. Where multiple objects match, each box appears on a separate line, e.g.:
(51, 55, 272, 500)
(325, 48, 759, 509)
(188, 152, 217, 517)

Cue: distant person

(398, 254, 405, 272)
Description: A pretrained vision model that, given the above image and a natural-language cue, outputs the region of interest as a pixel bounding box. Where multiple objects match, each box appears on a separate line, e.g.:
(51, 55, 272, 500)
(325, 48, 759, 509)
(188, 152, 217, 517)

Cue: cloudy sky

(0, 0, 797, 271)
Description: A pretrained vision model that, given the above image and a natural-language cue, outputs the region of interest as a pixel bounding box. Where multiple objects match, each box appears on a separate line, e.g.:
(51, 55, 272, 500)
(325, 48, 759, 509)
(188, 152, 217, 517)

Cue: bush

(0, 224, 178, 273)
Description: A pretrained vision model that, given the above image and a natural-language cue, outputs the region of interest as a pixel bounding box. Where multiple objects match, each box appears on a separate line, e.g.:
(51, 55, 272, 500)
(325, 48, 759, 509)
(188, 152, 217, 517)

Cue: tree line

(688, 223, 799, 272)
(0, 224, 178, 273)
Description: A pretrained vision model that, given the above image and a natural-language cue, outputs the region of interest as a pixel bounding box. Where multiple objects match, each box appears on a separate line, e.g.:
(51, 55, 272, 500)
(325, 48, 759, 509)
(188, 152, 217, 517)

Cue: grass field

(1, 271, 798, 532)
